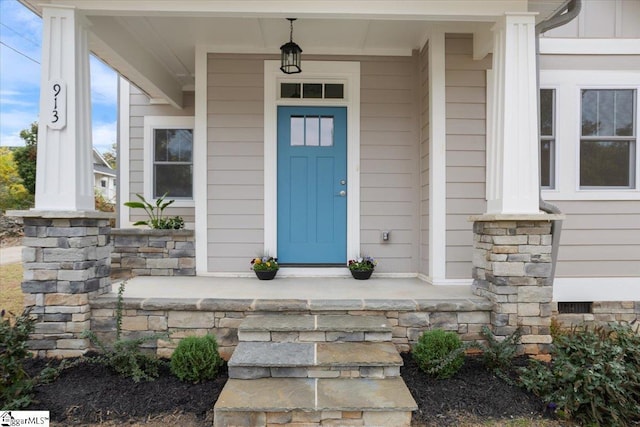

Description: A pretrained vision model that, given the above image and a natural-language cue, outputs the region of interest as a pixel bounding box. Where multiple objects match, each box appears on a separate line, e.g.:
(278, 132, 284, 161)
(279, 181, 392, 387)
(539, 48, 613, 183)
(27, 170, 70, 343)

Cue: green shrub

(480, 326, 522, 382)
(170, 335, 223, 382)
(82, 281, 165, 382)
(0, 309, 36, 409)
(519, 322, 640, 426)
(413, 329, 465, 379)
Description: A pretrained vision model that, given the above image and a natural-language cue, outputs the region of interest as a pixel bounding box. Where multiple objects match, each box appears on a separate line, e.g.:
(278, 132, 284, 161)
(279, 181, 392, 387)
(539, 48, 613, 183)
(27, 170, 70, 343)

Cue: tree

(102, 142, 117, 169)
(0, 147, 32, 212)
(13, 122, 38, 195)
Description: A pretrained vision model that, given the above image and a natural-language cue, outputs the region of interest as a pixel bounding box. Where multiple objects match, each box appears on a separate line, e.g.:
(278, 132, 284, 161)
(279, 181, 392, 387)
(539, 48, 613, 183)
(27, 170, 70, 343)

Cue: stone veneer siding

(12, 211, 113, 358)
(90, 298, 492, 360)
(471, 215, 564, 355)
(110, 229, 195, 277)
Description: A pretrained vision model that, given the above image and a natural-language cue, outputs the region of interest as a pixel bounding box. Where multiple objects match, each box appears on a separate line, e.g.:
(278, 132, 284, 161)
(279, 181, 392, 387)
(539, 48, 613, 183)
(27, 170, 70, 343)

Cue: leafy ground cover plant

(124, 193, 184, 229)
(82, 282, 165, 382)
(1, 309, 36, 409)
(519, 322, 640, 426)
(170, 335, 223, 383)
(413, 329, 465, 379)
(479, 326, 522, 383)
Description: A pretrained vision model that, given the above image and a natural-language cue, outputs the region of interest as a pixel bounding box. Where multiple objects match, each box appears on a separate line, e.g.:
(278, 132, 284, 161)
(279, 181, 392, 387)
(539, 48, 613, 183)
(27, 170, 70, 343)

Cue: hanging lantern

(280, 18, 302, 74)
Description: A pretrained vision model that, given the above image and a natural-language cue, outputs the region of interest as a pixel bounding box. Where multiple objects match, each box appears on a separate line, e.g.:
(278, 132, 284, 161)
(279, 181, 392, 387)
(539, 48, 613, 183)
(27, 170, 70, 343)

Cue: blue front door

(277, 106, 347, 264)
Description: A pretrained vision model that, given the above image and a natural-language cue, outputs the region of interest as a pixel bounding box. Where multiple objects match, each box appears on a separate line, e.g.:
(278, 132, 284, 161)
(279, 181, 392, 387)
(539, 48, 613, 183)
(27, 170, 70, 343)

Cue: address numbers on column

(47, 79, 66, 130)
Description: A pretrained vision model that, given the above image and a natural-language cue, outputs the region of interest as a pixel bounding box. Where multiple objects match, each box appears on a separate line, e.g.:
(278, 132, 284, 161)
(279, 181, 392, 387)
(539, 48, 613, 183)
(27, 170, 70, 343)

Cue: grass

(1, 262, 24, 318)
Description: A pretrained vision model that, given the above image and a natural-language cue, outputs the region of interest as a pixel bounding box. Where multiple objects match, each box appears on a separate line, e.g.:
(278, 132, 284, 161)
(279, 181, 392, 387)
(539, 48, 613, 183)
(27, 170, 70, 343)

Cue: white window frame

(143, 116, 195, 207)
(539, 88, 557, 189)
(540, 70, 640, 201)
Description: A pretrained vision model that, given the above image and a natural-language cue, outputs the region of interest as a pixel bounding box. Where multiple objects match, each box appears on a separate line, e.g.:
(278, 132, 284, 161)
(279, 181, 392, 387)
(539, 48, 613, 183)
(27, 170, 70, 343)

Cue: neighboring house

(18, 0, 639, 312)
(93, 148, 116, 203)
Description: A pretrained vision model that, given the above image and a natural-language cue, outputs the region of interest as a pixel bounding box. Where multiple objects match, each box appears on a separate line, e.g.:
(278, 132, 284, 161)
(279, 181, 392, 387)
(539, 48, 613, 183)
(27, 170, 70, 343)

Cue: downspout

(535, 0, 582, 280)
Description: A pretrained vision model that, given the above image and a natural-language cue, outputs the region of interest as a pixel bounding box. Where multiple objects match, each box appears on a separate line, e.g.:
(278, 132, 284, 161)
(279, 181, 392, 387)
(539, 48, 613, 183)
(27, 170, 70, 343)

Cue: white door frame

(264, 60, 361, 268)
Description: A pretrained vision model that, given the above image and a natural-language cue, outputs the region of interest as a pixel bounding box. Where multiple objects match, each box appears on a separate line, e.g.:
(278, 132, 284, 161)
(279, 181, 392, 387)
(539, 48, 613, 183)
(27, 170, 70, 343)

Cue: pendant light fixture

(280, 18, 302, 74)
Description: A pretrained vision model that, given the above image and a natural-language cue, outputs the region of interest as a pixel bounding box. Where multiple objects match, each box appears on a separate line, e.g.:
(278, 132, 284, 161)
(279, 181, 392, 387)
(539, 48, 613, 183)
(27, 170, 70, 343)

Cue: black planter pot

(254, 269, 278, 280)
(350, 269, 373, 280)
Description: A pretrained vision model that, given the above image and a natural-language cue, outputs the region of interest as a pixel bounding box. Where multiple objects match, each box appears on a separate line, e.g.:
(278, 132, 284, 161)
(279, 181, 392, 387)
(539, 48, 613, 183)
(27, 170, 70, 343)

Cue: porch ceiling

(20, 0, 568, 106)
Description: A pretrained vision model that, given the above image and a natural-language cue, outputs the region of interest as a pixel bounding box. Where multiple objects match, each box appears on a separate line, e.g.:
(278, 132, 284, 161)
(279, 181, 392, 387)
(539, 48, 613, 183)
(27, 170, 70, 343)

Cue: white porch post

(486, 13, 539, 214)
(35, 6, 94, 211)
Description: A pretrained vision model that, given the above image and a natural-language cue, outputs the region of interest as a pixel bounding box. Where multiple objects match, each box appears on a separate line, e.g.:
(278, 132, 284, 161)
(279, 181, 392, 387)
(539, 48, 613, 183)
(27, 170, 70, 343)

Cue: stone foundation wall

(110, 229, 195, 277)
(471, 215, 563, 355)
(14, 211, 113, 358)
(553, 301, 640, 328)
(90, 299, 492, 360)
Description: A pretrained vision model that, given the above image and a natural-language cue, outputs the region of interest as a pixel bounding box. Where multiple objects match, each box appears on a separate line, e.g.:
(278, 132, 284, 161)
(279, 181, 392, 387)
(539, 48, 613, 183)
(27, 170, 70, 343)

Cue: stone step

(228, 341, 402, 379)
(238, 314, 392, 343)
(214, 377, 417, 427)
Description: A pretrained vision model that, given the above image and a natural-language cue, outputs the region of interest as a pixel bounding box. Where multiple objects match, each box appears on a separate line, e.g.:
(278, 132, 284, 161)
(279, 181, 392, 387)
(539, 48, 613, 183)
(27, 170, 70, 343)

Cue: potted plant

(348, 256, 377, 280)
(250, 256, 279, 280)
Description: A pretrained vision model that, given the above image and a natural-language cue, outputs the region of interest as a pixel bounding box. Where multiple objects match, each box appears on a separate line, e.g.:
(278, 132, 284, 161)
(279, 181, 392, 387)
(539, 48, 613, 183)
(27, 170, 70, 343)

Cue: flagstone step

(228, 341, 402, 379)
(213, 377, 416, 427)
(238, 314, 392, 343)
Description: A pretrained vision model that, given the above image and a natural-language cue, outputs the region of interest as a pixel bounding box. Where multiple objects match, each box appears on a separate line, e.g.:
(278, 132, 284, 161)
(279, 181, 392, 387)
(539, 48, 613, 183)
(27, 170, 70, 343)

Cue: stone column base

(470, 214, 564, 355)
(8, 210, 114, 357)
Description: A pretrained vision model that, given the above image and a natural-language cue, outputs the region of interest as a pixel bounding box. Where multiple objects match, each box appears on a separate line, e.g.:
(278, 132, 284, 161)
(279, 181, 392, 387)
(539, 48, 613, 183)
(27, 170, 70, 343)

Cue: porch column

(486, 13, 539, 214)
(35, 5, 94, 211)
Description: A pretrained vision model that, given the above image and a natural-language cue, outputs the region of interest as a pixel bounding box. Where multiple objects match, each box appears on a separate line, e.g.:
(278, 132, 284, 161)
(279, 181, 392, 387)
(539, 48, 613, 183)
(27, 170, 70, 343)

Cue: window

(100, 179, 107, 188)
(153, 129, 193, 198)
(144, 116, 195, 205)
(580, 89, 636, 188)
(290, 116, 334, 147)
(280, 82, 345, 100)
(540, 89, 555, 188)
(539, 70, 640, 200)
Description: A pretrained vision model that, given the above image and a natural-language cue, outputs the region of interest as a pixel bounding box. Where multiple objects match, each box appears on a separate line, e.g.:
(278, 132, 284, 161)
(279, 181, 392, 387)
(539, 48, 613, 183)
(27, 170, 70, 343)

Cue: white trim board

(194, 44, 208, 275)
(263, 60, 361, 262)
(117, 77, 132, 227)
(554, 277, 640, 302)
(427, 31, 447, 282)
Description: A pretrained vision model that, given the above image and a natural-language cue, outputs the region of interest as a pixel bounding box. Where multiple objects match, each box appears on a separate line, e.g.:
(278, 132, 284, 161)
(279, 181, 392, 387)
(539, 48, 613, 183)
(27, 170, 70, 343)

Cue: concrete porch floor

(112, 276, 481, 303)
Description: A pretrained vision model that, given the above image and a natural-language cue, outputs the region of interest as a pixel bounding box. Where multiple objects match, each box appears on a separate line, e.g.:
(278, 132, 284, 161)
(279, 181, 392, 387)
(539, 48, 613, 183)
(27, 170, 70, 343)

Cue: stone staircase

(214, 314, 417, 426)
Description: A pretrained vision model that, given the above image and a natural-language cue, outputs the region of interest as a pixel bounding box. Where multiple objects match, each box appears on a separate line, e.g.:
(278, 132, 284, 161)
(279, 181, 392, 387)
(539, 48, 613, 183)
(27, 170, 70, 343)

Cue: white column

(486, 13, 540, 214)
(35, 6, 94, 211)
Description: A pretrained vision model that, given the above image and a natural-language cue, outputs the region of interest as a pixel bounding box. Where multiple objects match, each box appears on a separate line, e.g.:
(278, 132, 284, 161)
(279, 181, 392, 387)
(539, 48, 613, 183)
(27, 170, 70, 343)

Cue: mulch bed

(401, 353, 552, 426)
(23, 353, 552, 426)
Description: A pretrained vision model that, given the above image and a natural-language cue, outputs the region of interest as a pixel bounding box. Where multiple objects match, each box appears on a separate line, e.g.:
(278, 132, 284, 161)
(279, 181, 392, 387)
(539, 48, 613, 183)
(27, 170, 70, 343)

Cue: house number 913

(48, 79, 66, 130)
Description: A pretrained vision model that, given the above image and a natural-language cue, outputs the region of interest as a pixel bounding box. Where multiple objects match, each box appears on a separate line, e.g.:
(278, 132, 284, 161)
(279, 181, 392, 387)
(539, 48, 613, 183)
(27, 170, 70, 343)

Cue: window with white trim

(144, 116, 195, 205)
(540, 89, 556, 189)
(580, 89, 636, 188)
(540, 70, 640, 200)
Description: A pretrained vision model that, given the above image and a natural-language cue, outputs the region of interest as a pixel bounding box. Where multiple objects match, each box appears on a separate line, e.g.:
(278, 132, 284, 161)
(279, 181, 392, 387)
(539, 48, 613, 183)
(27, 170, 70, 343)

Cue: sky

(0, 0, 118, 154)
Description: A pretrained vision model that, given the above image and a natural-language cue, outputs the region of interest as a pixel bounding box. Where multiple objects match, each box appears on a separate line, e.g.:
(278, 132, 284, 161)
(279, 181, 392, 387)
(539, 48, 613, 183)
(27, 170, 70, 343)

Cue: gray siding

(540, 55, 640, 70)
(445, 35, 489, 279)
(419, 45, 429, 276)
(542, 0, 640, 38)
(127, 86, 195, 225)
(205, 54, 420, 273)
(360, 55, 421, 273)
(207, 54, 268, 272)
(554, 201, 640, 278)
